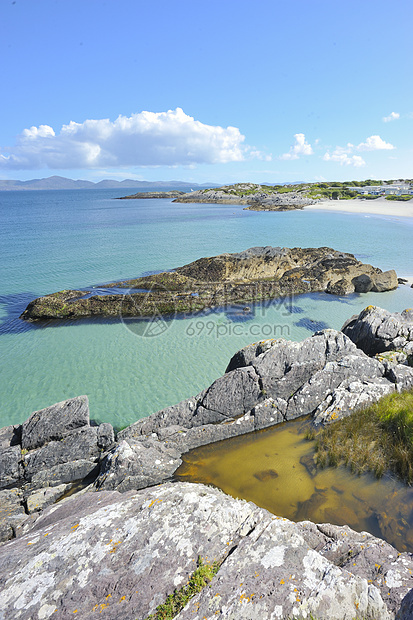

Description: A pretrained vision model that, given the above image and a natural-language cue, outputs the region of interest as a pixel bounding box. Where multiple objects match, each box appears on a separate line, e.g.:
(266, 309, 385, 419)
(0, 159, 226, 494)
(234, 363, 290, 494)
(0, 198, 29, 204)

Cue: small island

(20, 246, 398, 321)
(118, 190, 186, 199)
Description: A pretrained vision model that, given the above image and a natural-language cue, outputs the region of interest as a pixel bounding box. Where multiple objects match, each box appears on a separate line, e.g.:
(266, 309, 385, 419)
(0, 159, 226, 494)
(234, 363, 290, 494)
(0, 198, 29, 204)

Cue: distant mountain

(0, 176, 218, 191)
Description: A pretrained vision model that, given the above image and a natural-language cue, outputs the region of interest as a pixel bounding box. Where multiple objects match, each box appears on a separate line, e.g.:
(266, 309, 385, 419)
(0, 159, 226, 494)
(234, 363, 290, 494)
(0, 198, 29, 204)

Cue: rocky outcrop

(20, 246, 398, 320)
(118, 190, 185, 199)
(1, 481, 413, 619)
(173, 183, 316, 210)
(343, 306, 413, 362)
(108, 325, 413, 493)
(2, 308, 413, 618)
(0, 396, 115, 543)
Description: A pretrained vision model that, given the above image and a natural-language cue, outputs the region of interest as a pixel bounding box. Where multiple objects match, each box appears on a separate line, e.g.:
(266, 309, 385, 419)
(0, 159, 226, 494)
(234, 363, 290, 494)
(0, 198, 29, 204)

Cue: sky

(1, 0, 412, 185)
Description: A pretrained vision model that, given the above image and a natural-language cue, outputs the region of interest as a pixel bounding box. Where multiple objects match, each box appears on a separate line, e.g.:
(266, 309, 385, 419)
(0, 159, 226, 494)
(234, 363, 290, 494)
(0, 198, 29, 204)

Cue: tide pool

(1, 189, 412, 428)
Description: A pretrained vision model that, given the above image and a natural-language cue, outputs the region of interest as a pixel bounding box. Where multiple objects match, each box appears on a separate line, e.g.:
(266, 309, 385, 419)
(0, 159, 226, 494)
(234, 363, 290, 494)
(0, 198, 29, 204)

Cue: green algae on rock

(20, 246, 398, 321)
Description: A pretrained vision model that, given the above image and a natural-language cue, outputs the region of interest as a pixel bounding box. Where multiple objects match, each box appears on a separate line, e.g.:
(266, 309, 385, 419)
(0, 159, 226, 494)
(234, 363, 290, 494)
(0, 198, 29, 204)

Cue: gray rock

(342, 306, 413, 356)
(118, 396, 199, 439)
(194, 366, 262, 423)
(0, 488, 27, 543)
(0, 482, 411, 619)
(21, 395, 90, 451)
(225, 338, 278, 373)
(384, 363, 413, 391)
(0, 445, 22, 489)
(26, 484, 70, 514)
(0, 424, 21, 450)
(313, 378, 396, 425)
(353, 273, 374, 293)
(97, 422, 115, 450)
(397, 589, 413, 619)
(30, 459, 99, 488)
(23, 426, 100, 480)
(94, 438, 181, 492)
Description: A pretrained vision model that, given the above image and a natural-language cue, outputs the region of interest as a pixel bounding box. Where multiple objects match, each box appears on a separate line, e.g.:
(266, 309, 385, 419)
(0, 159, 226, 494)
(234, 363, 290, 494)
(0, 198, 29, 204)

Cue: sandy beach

(306, 197, 413, 218)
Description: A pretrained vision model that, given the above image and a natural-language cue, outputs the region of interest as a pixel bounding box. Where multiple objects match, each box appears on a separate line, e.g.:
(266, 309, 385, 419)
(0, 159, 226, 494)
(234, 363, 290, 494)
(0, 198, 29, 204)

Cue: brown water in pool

(175, 418, 413, 553)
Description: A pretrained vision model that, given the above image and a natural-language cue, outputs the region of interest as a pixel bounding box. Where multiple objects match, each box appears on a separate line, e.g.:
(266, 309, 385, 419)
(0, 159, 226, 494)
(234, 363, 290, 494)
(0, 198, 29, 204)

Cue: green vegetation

(145, 557, 220, 620)
(385, 194, 412, 201)
(358, 194, 379, 200)
(313, 389, 413, 484)
(202, 180, 412, 202)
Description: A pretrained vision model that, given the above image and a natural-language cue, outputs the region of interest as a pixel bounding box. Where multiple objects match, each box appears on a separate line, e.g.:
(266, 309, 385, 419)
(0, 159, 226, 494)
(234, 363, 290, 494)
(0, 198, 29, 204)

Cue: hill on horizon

(0, 176, 218, 191)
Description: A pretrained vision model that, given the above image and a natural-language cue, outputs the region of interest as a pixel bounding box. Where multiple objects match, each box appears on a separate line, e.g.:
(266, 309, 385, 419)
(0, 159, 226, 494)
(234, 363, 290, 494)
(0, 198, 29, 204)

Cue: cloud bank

(280, 133, 313, 160)
(0, 108, 246, 170)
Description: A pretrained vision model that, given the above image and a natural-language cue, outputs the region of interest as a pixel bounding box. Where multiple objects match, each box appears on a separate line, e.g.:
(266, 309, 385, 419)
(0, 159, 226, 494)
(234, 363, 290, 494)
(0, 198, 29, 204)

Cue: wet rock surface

(1, 482, 413, 619)
(20, 246, 398, 320)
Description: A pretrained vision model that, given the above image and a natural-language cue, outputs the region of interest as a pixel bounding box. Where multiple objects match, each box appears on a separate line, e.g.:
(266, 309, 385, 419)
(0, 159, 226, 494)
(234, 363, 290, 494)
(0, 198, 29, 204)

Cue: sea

(1, 188, 413, 430)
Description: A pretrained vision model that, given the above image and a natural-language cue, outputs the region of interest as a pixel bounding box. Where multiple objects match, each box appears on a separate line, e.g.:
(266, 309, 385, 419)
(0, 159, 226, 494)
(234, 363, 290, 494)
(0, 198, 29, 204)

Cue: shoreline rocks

(20, 246, 398, 321)
(2, 307, 413, 618)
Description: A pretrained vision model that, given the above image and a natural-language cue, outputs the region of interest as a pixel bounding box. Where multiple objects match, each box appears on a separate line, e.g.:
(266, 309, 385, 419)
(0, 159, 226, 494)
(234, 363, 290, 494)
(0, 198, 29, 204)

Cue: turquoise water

(1, 189, 412, 429)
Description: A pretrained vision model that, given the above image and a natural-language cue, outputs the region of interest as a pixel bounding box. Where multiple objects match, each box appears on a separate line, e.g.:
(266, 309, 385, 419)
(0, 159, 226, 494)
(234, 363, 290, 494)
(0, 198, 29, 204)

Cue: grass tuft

(145, 556, 219, 620)
(313, 389, 413, 483)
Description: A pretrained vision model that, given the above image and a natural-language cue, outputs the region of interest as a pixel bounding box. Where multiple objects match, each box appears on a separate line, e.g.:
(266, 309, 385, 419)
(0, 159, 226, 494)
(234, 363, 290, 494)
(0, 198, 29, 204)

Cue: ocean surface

(1, 188, 412, 430)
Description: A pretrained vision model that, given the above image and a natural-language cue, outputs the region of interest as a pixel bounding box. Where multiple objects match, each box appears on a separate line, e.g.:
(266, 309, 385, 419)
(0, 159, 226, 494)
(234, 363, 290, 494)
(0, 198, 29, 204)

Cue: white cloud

(280, 133, 313, 160)
(382, 112, 400, 122)
(0, 108, 247, 170)
(22, 125, 56, 139)
(323, 151, 366, 167)
(322, 133, 395, 166)
(357, 135, 395, 151)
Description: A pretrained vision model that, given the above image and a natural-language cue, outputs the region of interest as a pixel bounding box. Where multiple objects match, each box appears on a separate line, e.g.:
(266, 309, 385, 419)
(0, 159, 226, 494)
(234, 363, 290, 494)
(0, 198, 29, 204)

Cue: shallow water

(175, 418, 413, 553)
(1, 188, 413, 428)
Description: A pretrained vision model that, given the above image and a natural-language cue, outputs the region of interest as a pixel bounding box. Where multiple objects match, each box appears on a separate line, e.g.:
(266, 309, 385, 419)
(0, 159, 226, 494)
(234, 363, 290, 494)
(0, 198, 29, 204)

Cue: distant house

(383, 183, 411, 195)
(348, 183, 412, 196)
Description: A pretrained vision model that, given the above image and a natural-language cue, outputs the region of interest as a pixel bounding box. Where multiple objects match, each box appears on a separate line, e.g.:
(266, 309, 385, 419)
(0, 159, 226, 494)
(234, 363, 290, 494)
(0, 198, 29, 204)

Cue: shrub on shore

(313, 389, 413, 484)
(385, 194, 412, 201)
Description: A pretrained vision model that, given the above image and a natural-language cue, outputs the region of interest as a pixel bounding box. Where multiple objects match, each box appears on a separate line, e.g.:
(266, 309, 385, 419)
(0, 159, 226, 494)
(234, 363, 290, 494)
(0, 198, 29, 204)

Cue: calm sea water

(1, 189, 412, 429)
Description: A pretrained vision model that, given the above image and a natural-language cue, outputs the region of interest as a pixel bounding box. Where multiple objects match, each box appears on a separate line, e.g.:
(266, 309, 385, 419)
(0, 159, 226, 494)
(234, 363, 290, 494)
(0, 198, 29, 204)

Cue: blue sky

(1, 0, 412, 184)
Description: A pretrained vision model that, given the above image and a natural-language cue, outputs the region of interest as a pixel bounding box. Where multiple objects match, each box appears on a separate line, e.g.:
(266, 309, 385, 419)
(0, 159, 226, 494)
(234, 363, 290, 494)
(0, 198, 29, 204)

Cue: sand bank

(306, 197, 413, 218)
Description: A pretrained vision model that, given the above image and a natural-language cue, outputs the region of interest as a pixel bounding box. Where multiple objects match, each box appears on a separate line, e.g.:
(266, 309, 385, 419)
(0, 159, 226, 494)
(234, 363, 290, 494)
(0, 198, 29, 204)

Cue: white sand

(305, 197, 413, 218)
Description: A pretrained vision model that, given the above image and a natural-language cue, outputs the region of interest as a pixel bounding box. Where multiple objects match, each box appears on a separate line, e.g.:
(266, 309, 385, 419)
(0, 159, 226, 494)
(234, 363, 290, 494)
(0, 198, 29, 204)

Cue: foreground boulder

(20, 246, 398, 320)
(0, 482, 413, 619)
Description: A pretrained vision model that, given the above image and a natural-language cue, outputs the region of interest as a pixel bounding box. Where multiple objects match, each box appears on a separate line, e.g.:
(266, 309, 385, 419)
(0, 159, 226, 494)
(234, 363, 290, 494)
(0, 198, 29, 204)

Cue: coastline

(305, 197, 413, 218)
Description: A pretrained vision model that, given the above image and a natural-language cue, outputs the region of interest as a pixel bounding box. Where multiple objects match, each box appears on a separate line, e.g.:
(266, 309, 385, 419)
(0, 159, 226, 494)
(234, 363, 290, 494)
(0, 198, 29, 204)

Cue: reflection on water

(175, 418, 413, 553)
